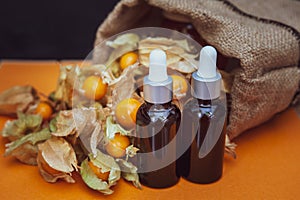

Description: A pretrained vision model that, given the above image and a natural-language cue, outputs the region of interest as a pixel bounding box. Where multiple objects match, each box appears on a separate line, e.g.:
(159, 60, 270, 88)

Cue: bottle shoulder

(138, 102, 180, 114)
(183, 97, 226, 119)
(136, 102, 181, 124)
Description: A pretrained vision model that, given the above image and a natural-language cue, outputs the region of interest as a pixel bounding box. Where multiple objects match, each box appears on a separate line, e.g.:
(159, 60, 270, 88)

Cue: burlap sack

(93, 0, 300, 139)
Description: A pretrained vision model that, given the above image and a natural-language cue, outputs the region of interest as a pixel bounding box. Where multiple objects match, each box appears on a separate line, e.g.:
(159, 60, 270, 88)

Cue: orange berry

(35, 102, 53, 120)
(105, 133, 130, 158)
(88, 161, 110, 181)
(119, 52, 138, 70)
(115, 98, 141, 130)
(82, 75, 107, 100)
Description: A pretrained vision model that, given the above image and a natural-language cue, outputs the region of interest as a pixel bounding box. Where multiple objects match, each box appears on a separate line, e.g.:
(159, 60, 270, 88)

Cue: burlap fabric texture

(93, 0, 300, 139)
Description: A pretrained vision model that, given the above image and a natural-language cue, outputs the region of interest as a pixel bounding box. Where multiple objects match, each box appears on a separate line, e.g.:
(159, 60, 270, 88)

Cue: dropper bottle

(135, 49, 181, 188)
(180, 46, 226, 183)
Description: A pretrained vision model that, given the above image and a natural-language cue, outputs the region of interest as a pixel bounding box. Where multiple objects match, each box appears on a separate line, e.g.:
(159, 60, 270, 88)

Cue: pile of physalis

(0, 33, 236, 195)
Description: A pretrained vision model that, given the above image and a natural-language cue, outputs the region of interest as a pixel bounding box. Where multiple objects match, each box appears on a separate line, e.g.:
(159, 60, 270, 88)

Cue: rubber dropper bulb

(197, 46, 217, 79)
(149, 49, 168, 82)
(191, 45, 221, 100)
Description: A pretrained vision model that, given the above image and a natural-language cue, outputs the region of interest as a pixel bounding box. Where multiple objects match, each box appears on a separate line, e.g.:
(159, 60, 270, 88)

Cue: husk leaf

(89, 151, 120, 187)
(0, 85, 39, 116)
(105, 33, 139, 71)
(110, 63, 140, 109)
(138, 37, 198, 73)
(225, 134, 237, 159)
(106, 33, 140, 49)
(38, 137, 78, 173)
(125, 145, 139, 159)
(11, 143, 39, 165)
(4, 128, 51, 157)
(53, 65, 79, 107)
(1, 112, 42, 141)
(80, 159, 113, 195)
(90, 122, 104, 156)
(88, 150, 120, 175)
(105, 116, 131, 139)
(51, 110, 76, 137)
(37, 149, 75, 183)
(116, 159, 141, 189)
(80, 150, 121, 195)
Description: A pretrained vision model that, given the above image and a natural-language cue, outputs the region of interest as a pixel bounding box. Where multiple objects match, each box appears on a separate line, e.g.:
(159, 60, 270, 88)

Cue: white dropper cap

(197, 46, 217, 79)
(191, 46, 222, 100)
(149, 49, 168, 82)
(143, 49, 173, 104)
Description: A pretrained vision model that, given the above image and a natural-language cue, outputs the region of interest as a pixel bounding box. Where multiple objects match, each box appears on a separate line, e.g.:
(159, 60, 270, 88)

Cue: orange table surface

(0, 61, 299, 200)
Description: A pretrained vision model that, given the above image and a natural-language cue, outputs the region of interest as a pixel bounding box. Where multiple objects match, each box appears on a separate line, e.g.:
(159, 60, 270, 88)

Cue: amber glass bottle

(135, 49, 181, 188)
(181, 98, 226, 183)
(180, 46, 226, 183)
(136, 102, 181, 188)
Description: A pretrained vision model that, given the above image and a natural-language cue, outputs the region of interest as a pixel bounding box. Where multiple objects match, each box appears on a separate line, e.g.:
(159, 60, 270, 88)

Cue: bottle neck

(191, 71, 221, 100)
(143, 76, 173, 104)
(144, 100, 172, 108)
(197, 99, 212, 107)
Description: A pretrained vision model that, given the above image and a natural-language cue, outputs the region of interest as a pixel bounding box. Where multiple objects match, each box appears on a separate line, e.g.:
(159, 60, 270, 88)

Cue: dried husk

(105, 116, 131, 139)
(54, 65, 80, 108)
(125, 145, 139, 159)
(51, 110, 76, 137)
(138, 37, 198, 73)
(49, 117, 57, 132)
(168, 60, 197, 74)
(73, 107, 106, 156)
(51, 108, 99, 137)
(90, 122, 104, 156)
(110, 63, 140, 109)
(11, 143, 39, 165)
(50, 106, 108, 158)
(106, 33, 140, 49)
(106, 45, 137, 69)
(105, 33, 140, 68)
(72, 139, 87, 164)
(109, 61, 121, 78)
(73, 108, 98, 135)
(80, 159, 113, 195)
(106, 62, 140, 86)
(80, 65, 108, 82)
(0, 85, 39, 117)
(88, 151, 120, 183)
(4, 128, 51, 157)
(75, 65, 115, 108)
(116, 159, 141, 189)
(80, 150, 121, 195)
(37, 151, 75, 183)
(93, 103, 112, 122)
(39, 137, 77, 172)
(225, 134, 237, 159)
(1, 112, 43, 141)
(37, 137, 77, 183)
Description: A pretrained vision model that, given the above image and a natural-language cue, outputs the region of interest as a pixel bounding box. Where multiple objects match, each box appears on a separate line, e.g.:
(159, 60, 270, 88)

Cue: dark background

(0, 0, 119, 59)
